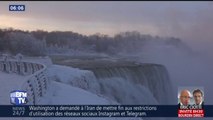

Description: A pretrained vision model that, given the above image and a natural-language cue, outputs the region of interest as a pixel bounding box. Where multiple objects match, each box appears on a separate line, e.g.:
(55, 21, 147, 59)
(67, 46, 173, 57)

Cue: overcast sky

(0, 1, 213, 53)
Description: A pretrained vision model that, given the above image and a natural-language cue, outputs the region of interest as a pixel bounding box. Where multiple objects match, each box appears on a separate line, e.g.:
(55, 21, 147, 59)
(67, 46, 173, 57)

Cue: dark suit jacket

(178, 103, 190, 109)
(194, 102, 204, 109)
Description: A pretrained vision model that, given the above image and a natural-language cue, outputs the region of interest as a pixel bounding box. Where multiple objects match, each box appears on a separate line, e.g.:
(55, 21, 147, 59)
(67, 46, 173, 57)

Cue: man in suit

(193, 89, 204, 108)
(178, 89, 191, 109)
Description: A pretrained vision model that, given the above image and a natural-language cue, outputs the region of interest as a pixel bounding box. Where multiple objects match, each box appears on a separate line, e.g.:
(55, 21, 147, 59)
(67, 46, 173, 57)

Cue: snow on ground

(0, 72, 27, 105)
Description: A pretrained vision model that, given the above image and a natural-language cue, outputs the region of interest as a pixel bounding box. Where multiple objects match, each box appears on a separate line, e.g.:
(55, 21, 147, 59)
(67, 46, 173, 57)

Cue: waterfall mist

(88, 64, 173, 105)
(132, 40, 213, 105)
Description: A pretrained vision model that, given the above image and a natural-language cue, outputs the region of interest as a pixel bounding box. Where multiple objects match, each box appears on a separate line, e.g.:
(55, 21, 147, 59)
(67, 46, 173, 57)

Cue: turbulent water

(51, 56, 174, 105)
(87, 64, 173, 104)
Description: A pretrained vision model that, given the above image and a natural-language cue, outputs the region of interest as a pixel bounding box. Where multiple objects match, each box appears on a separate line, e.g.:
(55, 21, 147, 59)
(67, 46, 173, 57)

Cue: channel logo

(10, 90, 27, 105)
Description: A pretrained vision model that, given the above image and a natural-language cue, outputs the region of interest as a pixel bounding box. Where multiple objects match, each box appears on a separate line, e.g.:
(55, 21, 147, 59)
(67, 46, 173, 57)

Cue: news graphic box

(178, 87, 204, 118)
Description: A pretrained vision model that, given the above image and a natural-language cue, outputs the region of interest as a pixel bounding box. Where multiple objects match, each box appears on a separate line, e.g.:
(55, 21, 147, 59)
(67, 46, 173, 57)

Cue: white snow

(0, 63, 142, 120)
(47, 65, 101, 95)
(38, 81, 141, 119)
(40, 81, 110, 105)
(0, 72, 27, 105)
(38, 65, 142, 120)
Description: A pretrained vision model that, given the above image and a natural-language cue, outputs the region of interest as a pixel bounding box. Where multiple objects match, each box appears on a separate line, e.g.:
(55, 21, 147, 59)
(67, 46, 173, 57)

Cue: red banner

(178, 109, 204, 117)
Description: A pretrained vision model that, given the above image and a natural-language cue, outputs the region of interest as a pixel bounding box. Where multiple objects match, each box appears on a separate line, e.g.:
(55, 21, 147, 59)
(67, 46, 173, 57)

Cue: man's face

(193, 92, 202, 105)
(180, 90, 190, 106)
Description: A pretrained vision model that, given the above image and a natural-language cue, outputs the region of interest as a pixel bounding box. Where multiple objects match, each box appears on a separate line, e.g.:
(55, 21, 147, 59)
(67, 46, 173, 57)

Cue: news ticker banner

(0, 105, 213, 118)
